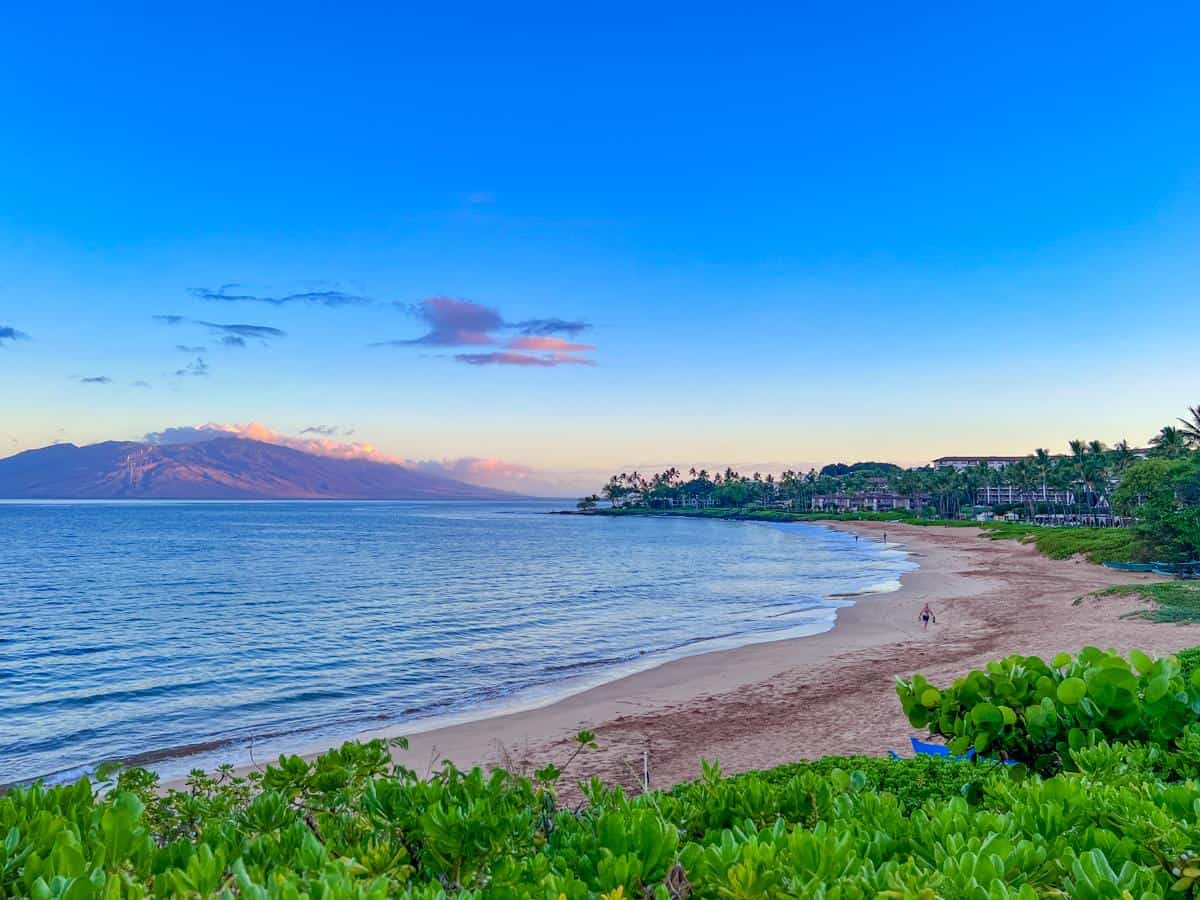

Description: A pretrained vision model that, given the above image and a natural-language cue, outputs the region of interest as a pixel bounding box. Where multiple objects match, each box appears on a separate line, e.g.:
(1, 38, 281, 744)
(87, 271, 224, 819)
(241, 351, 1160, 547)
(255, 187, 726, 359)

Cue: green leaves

(10, 715, 1200, 898)
(899, 648, 1200, 773)
(1057, 677, 1087, 705)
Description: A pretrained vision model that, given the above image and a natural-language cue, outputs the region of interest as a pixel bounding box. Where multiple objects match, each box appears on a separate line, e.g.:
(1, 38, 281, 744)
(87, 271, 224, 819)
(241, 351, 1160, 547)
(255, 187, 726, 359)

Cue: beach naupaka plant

(897, 647, 1200, 772)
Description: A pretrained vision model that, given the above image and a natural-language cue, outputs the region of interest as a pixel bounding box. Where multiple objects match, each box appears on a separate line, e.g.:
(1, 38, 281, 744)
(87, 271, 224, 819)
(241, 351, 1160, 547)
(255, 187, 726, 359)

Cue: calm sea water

(0, 500, 914, 784)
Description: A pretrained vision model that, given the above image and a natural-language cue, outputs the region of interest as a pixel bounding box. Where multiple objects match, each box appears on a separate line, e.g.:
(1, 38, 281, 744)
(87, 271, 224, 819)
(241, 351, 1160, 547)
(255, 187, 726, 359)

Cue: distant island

(0, 437, 518, 500)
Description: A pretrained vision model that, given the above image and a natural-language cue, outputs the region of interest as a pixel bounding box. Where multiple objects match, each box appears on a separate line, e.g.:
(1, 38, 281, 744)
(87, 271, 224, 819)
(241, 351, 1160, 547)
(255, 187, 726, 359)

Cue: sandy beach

(170, 522, 1200, 792)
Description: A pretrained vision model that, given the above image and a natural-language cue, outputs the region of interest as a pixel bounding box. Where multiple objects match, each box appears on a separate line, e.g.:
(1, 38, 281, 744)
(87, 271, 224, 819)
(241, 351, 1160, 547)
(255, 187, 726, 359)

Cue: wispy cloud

(132, 380, 152, 388)
(300, 425, 341, 436)
(195, 322, 285, 340)
(173, 357, 210, 377)
(154, 315, 285, 341)
(455, 351, 595, 367)
(77, 375, 113, 384)
(508, 336, 596, 352)
(190, 285, 372, 307)
(176, 344, 206, 353)
(220, 335, 246, 347)
(0, 325, 31, 345)
(511, 318, 591, 337)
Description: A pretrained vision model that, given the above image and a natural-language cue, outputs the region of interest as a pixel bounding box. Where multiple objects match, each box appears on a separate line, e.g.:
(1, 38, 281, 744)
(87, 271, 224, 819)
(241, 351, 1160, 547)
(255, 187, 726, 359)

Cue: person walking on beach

(919, 602, 935, 631)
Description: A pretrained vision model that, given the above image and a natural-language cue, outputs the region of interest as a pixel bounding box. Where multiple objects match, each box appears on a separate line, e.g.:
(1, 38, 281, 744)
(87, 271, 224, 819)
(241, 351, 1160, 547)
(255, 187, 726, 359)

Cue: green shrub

(897, 647, 1200, 772)
(1178, 646, 1200, 680)
(687, 754, 971, 815)
(978, 523, 1148, 563)
(12, 646, 1200, 897)
(5, 739, 1200, 898)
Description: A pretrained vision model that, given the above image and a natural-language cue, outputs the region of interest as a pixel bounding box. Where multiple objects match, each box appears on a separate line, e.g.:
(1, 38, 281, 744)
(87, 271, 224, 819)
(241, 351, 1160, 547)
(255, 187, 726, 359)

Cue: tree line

(580, 406, 1200, 557)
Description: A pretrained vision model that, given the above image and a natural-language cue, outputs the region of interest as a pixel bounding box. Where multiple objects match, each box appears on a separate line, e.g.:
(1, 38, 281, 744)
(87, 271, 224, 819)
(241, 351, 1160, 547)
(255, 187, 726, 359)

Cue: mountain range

(0, 438, 517, 500)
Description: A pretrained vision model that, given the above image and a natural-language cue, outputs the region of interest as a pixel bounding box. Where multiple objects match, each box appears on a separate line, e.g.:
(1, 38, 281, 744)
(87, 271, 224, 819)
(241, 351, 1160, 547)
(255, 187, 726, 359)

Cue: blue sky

(2, 2, 1199, 493)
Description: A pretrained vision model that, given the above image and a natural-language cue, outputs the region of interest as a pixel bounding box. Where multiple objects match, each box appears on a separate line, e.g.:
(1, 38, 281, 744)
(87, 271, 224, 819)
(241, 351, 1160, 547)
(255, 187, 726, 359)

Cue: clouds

(375, 296, 597, 367)
(511, 318, 591, 337)
(173, 358, 209, 378)
(195, 321, 286, 340)
(138, 421, 577, 495)
(77, 375, 112, 384)
(154, 315, 284, 383)
(0, 325, 30, 346)
(144, 421, 402, 464)
(154, 315, 285, 341)
(508, 336, 596, 352)
(149, 314, 282, 382)
(383, 296, 505, 347)
(455, 351, 595, 367)
(190, 285, 371, 307)
(155, 290, 597, 372)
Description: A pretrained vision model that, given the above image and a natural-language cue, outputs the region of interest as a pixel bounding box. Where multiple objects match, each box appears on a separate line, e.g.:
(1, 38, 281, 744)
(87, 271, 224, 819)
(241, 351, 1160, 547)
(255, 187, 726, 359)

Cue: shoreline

(148, 518, 899, 786)
(163, 520, 1200, 792)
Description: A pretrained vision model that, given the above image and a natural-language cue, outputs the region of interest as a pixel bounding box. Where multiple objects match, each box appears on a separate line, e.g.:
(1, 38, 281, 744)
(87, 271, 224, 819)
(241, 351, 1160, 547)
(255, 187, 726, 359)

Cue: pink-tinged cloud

(144, 422, 405, 464)
(454, 351, 596, 367)
(409, 456, 536, 486)
(409, 457, 606, 496)
(370, 297, 596, 368)
(507, 336, 596, 352)
(376, 296, 503, 347)
(139, 421, 589, 494)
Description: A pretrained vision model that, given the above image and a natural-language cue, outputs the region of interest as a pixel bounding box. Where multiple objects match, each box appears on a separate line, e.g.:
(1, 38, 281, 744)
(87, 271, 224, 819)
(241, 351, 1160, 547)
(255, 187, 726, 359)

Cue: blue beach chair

(910, 737, 953, 758)
(890, 736, 1015, 766)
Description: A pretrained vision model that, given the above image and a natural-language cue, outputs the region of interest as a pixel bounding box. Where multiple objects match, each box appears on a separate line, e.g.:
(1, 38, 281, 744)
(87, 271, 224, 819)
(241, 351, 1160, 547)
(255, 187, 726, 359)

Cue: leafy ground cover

(978, 522, 1147, 564)
(8, 648, 1200, 897)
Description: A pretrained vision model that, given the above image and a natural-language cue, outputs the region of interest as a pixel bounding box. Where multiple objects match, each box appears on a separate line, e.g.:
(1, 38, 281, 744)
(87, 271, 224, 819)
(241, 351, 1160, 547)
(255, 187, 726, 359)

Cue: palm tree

(602, 478, 624, 508)
(1111, 440, 1135, 475)
(1151, 426, 1188, 459)
(1034, 448, 1052, 501)
(1068, 440, 1090, 510)
(1088, 441, 1112, 512)
(1178, 405, 1200, 449)
(1008, 458, 1039, 520)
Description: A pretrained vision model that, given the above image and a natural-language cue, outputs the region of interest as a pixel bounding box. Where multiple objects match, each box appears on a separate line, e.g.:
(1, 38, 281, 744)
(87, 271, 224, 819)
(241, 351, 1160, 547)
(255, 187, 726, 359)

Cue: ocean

(0, 500, 915, 784)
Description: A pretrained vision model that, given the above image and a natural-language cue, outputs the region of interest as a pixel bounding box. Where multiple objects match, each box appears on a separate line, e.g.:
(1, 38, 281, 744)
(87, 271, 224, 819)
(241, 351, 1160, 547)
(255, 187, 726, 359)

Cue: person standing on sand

(919, 602, 935, 630)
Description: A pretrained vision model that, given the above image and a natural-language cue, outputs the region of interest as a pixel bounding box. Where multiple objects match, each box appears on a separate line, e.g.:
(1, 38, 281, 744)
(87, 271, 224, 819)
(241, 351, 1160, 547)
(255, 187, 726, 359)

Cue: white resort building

(932, 455, 1025, 471)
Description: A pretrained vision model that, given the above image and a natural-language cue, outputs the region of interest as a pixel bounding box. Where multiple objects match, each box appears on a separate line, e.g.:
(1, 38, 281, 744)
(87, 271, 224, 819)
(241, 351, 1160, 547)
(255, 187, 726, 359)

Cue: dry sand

(174, 522, 1200, 792)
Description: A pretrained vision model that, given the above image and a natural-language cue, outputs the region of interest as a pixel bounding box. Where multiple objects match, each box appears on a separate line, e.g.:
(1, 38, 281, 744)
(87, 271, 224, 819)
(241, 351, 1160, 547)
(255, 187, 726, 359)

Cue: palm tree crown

(1178, 404, 1200, 448)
